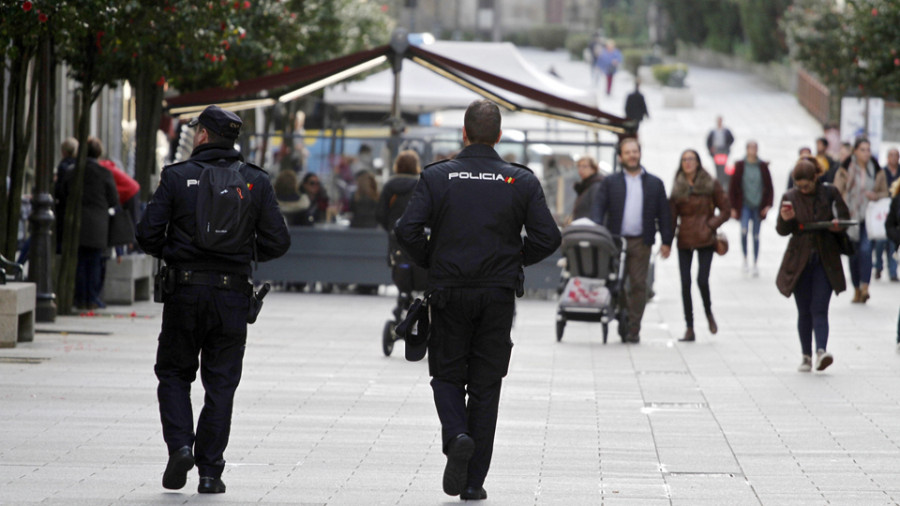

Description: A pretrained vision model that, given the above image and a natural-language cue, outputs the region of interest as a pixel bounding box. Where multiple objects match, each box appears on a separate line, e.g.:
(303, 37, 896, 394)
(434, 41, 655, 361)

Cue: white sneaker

(742, 258, 749, 274)
(798, 355, 812, 372)
(752, 265, 759, 278)
(895, 342, 900, 354)
(815, 349, 833, 371)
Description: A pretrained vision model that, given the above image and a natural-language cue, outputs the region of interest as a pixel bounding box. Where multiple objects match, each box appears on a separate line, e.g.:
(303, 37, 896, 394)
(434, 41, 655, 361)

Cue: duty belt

(174, 270, 252, 296)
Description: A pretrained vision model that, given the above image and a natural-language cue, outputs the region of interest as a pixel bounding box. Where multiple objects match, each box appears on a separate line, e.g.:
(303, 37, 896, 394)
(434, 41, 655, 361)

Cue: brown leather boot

(860, 284, 870, 303)
(706, 310, 718, 335)
(852, 288, 862, 303)
(679, 328, 695, 342)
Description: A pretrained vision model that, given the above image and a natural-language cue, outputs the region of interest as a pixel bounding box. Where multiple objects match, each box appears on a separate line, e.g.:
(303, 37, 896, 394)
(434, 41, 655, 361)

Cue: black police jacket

(395, 143, 561, 289)
(136, 142, 290, 276)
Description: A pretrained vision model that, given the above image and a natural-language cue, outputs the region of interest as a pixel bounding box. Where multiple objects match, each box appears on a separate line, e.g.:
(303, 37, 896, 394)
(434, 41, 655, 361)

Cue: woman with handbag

(833, 137, 888, 303)
(777, 158, 851, 372)
(669, 149, 731, 342)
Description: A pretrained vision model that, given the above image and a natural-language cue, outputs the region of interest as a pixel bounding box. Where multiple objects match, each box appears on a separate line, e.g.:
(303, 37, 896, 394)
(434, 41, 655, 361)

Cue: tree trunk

(3, 49, 36, 260)
(133, 75, 164, 202)
(56, 84, 92, 315)
(3, 52, 37, 261)
(56, 35, 97, 315)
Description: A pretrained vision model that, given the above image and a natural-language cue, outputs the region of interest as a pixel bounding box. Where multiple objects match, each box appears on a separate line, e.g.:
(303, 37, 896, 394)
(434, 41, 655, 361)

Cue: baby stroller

(382, 245, 428, 356)
(556, 219, 628, 343)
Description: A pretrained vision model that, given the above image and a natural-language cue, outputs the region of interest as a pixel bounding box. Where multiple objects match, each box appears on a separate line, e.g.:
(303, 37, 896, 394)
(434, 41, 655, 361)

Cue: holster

(246, 283, 270, 324)
(153, 265, 174, 303)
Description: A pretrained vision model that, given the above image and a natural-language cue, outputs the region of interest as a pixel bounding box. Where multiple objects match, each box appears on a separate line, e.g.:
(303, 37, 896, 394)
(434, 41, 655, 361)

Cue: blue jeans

(849, 224, 873, 287)
(793, 253, 833, 356)
(740, 206, 762, 262)
(873, 239, 897, 278)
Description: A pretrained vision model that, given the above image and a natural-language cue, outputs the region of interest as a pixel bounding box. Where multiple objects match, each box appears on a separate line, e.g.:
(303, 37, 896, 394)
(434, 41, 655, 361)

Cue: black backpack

(194, 161, 253, 254)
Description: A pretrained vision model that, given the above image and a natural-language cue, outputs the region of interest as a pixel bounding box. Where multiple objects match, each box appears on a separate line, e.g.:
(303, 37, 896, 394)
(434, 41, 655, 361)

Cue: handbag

(108, 206, 135, 247)
(715, 233, 729, 255)
(834, 230, 856, 256)
(865, 197, 891, 240)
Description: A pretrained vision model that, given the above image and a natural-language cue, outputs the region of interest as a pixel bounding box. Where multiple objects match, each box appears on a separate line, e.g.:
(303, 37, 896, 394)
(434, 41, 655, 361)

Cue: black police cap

(188, 105, 242, 140)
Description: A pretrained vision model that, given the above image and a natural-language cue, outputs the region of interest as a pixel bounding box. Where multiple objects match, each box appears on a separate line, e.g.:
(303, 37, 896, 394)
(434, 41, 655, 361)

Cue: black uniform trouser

(154, 284, 250, 479)
(428, 287, 515, 490)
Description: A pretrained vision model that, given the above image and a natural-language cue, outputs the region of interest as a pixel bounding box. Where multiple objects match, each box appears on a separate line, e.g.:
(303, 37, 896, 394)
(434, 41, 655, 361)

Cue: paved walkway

(4, 54, 900, 505)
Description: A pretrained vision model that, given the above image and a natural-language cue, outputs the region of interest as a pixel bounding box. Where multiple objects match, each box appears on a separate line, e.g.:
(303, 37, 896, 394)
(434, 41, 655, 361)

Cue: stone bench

(0, 282, 36, 348)
(102, 254, 153, 305)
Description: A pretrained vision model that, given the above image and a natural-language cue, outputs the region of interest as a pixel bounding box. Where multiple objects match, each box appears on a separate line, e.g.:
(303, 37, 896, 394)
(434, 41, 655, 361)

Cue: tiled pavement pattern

(3, 52, 900, 505)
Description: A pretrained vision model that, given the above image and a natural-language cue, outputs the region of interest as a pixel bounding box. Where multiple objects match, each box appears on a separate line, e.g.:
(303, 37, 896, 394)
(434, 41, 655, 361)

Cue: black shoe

(625, 334, 640, 344)
(162, 446, 194, 490)
(443, 434, 475, 496)
(461, 486, 488, 500)
(198, 476, 226, 494)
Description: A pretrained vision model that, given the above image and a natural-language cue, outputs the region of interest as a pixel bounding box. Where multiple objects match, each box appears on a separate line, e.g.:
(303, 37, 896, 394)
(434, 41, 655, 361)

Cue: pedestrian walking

(57, 136, 120, 310)
(706, 116, 735, 189)
(833, 138, 888, 303)
(728, 140, 774, 277)
(816, 137, 839, 184)
(669, 149, 730, 342)
(776, 158, 850, 372)
(571, 155, 606, 222)
(883, 178, 900, 352)
(596, 40, 622, 96)
(624, 80, 649, 132)
(872, 148, 900, 281)
(395, 100, 561, 501)
(377, 150, 427, 314)
(591, 137, 674, 343)
(136, 105, 290, 494)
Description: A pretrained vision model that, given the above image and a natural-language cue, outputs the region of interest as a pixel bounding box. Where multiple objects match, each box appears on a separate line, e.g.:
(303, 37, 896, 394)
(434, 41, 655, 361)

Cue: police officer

(136, 105, 290, 494)
(395, 100, 561, 501)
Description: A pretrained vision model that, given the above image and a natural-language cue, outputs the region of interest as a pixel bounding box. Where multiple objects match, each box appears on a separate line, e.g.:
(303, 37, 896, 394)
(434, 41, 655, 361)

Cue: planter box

(663, 87, 694, 108)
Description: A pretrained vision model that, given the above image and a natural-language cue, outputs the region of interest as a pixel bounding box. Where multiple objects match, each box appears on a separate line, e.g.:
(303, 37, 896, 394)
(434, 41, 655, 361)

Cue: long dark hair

(676, 148, 706, 175)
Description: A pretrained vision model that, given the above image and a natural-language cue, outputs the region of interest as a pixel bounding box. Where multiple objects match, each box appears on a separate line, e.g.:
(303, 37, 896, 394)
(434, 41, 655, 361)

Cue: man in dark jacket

(706, 116, 735, 190)
(592, 137, 673, 343)
(395, 100, 561, 501)
(58, 136, 119, 309)
(136, 105, 290, 494)
(624, 80, 649, 132)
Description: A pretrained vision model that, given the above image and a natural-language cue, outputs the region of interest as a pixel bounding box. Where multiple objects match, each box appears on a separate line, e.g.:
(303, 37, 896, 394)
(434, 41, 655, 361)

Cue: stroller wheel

(556, 320, 565, 342)
(382, 320, 396, 356)
(602, 323, 608, 344)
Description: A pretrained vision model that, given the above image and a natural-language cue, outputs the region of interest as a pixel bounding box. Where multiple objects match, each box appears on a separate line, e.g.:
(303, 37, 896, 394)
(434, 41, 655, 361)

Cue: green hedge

(652, 63, 689, 87)
(566, 33, 592, 61)
(622, 48, 649, 76)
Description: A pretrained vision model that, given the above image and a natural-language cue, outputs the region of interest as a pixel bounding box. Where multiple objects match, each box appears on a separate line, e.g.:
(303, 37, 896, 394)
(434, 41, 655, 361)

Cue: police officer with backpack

(395, 100, 561, 501)
(136, 105, 290, 494)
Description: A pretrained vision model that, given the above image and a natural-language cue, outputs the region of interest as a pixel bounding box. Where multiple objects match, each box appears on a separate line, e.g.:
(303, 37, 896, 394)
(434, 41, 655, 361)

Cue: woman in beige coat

(833, 138, 888, 303)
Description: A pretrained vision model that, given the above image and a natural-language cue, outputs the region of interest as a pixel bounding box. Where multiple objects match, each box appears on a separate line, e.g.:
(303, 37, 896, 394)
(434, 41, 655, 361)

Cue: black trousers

(155, 284, 250, 479)
(428, 287, 515, 490)
(678, 246, 715, 328)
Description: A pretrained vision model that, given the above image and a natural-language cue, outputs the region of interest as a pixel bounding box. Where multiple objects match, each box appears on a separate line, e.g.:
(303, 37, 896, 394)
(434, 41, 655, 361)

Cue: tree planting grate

(0, 356, 50, 364)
